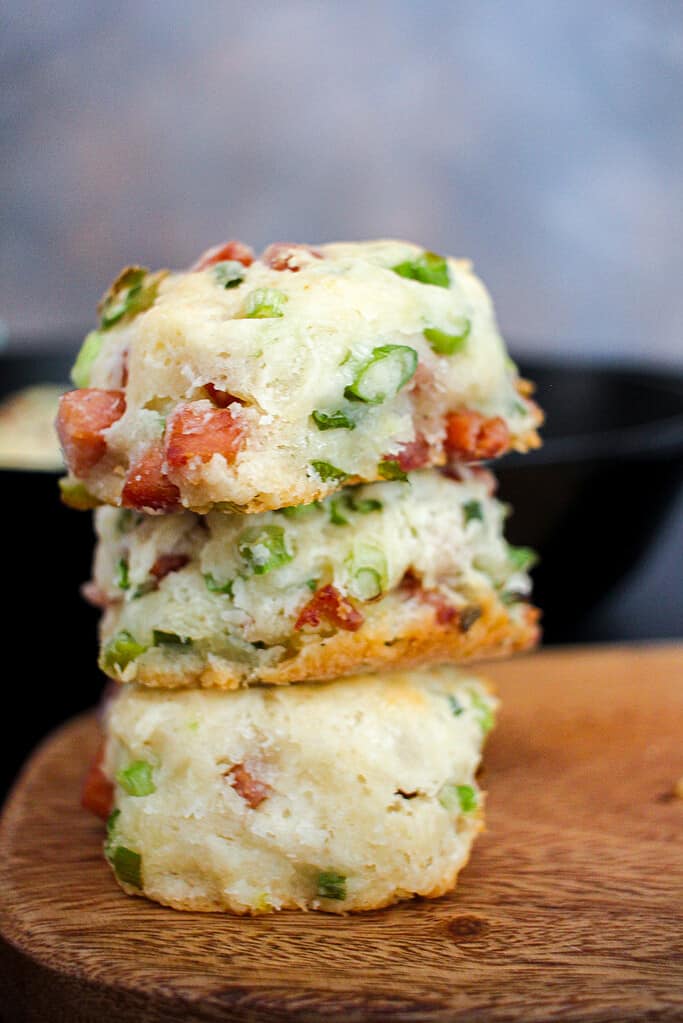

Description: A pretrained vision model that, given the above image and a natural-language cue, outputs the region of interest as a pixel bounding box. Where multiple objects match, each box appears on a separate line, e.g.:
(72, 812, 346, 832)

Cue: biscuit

(101, 666, 497, 913)
(58, 240, 542, 515)
(92, 468, 539, 687)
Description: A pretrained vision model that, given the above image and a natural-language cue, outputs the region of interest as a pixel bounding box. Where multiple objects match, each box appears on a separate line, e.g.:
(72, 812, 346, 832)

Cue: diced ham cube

(56, 389, 126, 476)
(121, 441, 181, 512)
(81, 581, 113, 609)
(190, 240, 255, 271)
(226, 763, 270, 809)
(428, 593, 459, 625)
(165, 404, 245, 471)
(393, 434, 431, 472)
(295, 584, 364, 632)
(440, 464, 497, 495)
(261, 243, 323, 271)
(81, 742, 114, 821)
(444, 411, 510, 461)
(399, 572, 459, 626)
(150, 553, 189, 580)
(204, 383, 246, 409)
(410, 361, 435, 394)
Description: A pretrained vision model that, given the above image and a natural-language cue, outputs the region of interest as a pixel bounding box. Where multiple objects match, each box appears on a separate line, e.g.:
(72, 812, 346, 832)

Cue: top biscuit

(57, 239, 542, 515)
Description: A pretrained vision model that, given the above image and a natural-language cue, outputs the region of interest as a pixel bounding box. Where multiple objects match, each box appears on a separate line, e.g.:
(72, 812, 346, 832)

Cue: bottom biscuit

(88, 666, 497, 913)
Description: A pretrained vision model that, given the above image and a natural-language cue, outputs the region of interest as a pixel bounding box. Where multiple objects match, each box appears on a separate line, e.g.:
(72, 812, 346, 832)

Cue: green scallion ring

(345, 345, 418, 404)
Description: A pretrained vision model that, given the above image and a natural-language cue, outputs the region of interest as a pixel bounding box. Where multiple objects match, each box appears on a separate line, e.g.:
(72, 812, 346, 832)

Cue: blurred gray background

(2, 0, 682, 364)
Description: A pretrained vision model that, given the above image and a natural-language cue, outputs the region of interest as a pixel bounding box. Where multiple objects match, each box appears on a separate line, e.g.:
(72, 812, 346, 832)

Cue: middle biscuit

(92, 466, 539, 689)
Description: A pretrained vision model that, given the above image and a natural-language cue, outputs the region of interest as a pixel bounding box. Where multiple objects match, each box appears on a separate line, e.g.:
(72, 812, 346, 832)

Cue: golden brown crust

(125, 593, 540, 690)
(510, 426, 542, 453)
(110, 816, 484, 915)
(170, 433, 543, 515)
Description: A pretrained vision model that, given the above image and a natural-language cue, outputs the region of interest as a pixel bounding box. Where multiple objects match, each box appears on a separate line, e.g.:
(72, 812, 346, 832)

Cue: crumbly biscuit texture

(61, 240, 541, 513)
(93, 468, 538, 687)
(102, 667, 496, 913)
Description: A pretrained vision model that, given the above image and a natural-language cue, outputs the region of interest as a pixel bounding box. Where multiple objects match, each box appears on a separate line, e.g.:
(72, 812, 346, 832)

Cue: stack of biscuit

(58, 239, 542, 913)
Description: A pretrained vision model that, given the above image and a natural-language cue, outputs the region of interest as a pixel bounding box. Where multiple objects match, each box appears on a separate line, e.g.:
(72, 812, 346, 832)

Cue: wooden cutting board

(1, 645, 681, 1022)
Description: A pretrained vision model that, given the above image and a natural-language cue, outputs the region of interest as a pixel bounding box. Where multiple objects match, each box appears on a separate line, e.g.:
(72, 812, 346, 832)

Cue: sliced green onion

(238, 524, 293, 575)
(423, 319, 470, 356)
(279, 501, 322, 519)
(116, 558, 130, 591)
(329, 498, 350, 526)
(105, 809, 120, 858)
(100, 268, 161, 330)
(448, 695, 464, 716)
(58, 478, 101, 510)
(100, 270, 145, 327)
(117, 509, 144, 533)
(152, 630, 193, 647)
(244, 288, 286, 318)
(70, 330, 104, 387)
(460, 605, 482, 632)
(117, 760, 156, 797)
(316, 871, 346, 900)
(469, 688, 495, 735)
(438, 782, 478, 813)
(312, 409, 356, 431)
(377, 459, 407, 482)
(347, 494, 382, 514)
(350, 545, 388, 601)
(456, 784, 478, 813)
(132, 580, 156, 600)
(102, 631, 149, 672)
(213, 260, 245, 289)
(344, 345, 418, 404)
(392, 251, 450, 288)
(111, 846, 142, 888)
(463, 500, 483, 524)
(204, 573, 234, 595)
(352, 567, 382, 600)
(310, 461, 348, 484)
(507, 544, 539, 572)
(306, 578, 319, 591)
(326, 490, 383, 521)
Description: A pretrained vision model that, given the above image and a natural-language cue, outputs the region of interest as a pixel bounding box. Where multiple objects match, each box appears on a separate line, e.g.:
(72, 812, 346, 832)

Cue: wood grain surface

(1, 645, 682, 1023)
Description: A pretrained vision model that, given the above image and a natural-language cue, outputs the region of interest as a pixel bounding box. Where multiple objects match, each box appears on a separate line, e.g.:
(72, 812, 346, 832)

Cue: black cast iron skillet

(496, 361, 683, 643)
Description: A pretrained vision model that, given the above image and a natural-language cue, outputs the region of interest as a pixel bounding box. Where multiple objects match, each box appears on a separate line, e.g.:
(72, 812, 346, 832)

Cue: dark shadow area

(497, 359, 683, 643)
